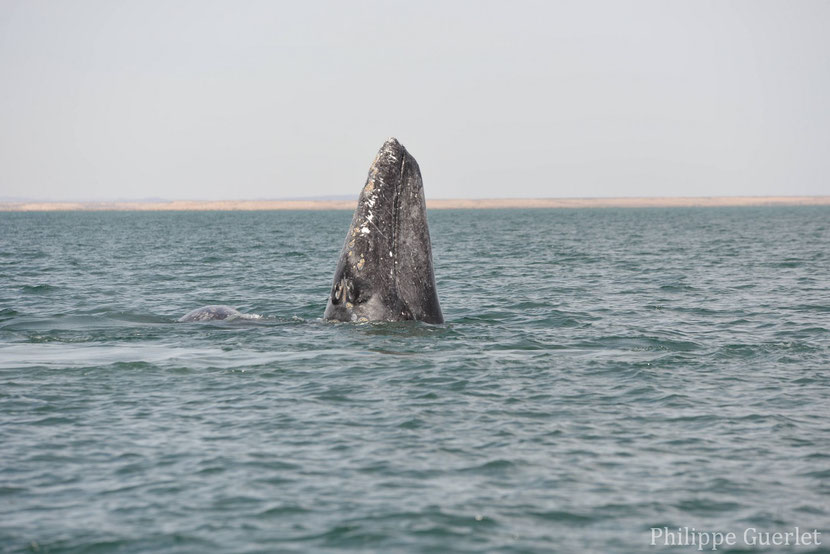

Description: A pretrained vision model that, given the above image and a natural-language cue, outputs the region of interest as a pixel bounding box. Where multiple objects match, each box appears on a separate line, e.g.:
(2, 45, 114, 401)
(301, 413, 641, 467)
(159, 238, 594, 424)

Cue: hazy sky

(1, 0, 828, 201)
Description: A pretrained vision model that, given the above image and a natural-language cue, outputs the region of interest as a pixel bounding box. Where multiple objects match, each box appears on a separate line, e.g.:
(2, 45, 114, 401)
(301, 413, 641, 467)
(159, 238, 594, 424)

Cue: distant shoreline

(1, 196, 829, 212)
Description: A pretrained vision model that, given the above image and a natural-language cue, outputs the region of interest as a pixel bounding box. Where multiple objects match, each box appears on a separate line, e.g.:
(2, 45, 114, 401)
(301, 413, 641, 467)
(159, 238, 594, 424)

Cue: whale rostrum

(323, 138, 443, 323)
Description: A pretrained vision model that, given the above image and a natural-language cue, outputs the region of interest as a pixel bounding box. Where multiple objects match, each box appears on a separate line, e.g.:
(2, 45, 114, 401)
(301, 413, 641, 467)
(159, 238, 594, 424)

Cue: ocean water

(1, 207, 829, 553)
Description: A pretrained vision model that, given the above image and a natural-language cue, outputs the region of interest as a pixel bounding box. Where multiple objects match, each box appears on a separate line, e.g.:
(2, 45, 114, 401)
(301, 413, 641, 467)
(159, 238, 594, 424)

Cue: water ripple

(0, 208, 828, 553)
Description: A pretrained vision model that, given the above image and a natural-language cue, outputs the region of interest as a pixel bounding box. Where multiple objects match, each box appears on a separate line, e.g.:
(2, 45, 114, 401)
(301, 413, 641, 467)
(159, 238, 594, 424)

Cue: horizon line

(2, 196, 830, 212)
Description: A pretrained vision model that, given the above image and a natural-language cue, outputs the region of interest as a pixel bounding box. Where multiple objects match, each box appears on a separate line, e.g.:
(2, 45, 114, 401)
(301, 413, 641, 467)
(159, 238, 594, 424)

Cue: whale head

(324, 138, 443, 323)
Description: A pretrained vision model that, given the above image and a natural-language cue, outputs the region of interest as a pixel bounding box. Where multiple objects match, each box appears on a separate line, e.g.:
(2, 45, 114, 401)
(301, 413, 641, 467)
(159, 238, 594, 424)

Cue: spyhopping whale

(179, 138, 442, 324)
(323, 138, 443, 323)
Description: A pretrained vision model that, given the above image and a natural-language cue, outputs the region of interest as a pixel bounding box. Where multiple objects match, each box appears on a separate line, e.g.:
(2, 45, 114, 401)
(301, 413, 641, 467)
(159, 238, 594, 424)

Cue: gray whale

(323, 138, 443, 323)
(178, 305, 245, 322)
(179, 138, 443, 324)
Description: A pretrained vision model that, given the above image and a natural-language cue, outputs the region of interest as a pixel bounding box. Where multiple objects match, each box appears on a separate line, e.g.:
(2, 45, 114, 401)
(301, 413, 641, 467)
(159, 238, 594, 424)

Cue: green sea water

(1, 208, 829, 553)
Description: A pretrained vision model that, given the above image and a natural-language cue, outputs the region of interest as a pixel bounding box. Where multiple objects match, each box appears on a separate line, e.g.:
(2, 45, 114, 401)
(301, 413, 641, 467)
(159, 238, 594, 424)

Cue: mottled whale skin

(324, 138, 443, 324)
(178, 305, 243, 322)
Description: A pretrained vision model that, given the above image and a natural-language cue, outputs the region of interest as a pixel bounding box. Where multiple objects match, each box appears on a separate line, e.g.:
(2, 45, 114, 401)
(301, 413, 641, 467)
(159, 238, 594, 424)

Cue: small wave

(257, 504, 311, 518)
(645, 392, 695, 408)
(674, 498, 744, 515)
(529, 509, 595, 524)
(368, 348, 418, 356)
(0, 308, 19, 321)
(103, 311, 173, 324)
(790, 303, 830, 313)
(769, 258, 804, 268)
(802, 468, 830, 479)
(358, 320, 451, 338)
(199, 255, 224, 263)
(579, 335, 702, 352)
(658, 283, 696, 292)
(20, 284, 59, 294)
(454, 312, 511, 323)
(457, 458, 521, 475)
(1, 312, 170, 333)
(719, 341, 820, 359)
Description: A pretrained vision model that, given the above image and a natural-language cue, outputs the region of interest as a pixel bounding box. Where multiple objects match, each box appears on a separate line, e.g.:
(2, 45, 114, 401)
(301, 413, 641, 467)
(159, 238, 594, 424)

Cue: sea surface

(1, 207, 829, 553)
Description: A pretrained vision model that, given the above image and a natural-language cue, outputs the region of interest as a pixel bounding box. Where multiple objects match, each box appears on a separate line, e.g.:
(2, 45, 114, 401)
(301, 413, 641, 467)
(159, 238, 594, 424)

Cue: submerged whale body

(178, 305, 244, 322)
(323, 138, 443, 323)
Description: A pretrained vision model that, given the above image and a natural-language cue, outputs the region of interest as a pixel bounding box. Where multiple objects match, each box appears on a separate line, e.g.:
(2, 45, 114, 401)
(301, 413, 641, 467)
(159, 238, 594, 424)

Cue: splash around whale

(179, 138, 443, 324)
